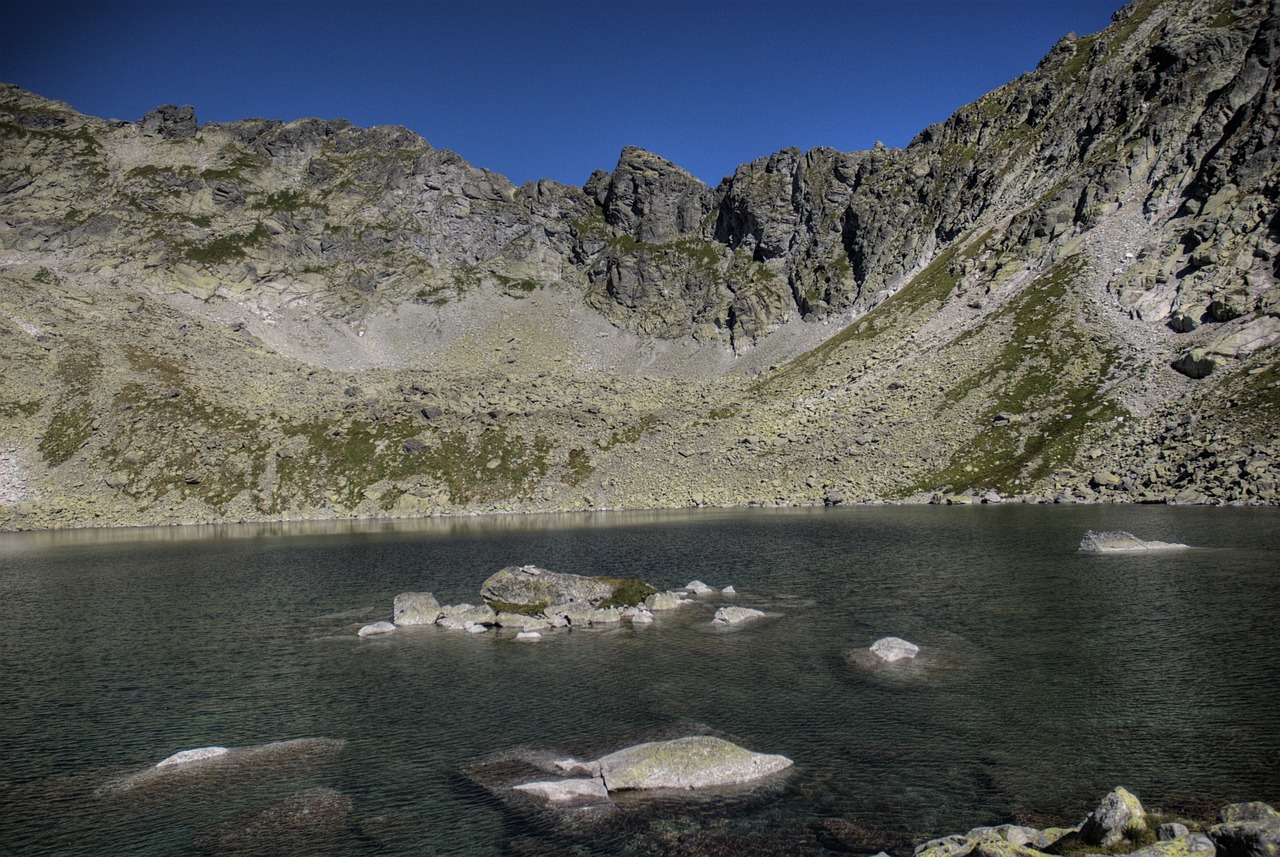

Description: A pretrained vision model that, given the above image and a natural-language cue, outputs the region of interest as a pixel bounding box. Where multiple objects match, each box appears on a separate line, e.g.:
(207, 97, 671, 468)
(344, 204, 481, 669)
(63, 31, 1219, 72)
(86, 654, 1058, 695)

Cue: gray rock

(1210, 817, 1280, 857)
(512, 777, 611, 806)
(644, 591, 687, 611)
(712, 606, 766, 625)
(1158, 823, 1191, 841)
(684, 579, 714, 595)
(140, 103, 197, 139)
(357, 621, 396, 637)
(596, 736, 792, 791)
(721, 585, 737, 595)
(514, 630, 542, 642)
(1079, 531, 1190, 552)
(480, 565, 613, 610)
(545, 602, 596, 627)
(1080, 786, 1146, 848)
(869, 636, 920, 662)
(495, 611, 549, 631)
(155, 746, 229, 768)
(436, 604, 496, 631)
(393, 591, 440, 625)
(1219, 804, 1280, 824)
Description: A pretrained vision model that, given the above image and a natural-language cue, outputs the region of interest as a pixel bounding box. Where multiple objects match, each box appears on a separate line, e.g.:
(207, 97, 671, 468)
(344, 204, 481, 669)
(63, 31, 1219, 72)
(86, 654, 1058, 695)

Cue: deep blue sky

(4, 1, 1123, 188)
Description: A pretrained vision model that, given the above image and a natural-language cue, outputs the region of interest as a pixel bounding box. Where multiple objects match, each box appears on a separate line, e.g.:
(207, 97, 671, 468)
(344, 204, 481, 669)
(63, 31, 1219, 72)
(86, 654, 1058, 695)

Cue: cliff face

(2, 0, 1278, 529)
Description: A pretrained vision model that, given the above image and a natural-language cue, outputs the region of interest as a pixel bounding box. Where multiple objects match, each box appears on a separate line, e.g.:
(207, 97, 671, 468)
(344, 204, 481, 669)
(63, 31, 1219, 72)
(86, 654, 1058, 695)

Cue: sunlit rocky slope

(2, 0, 1278, 529)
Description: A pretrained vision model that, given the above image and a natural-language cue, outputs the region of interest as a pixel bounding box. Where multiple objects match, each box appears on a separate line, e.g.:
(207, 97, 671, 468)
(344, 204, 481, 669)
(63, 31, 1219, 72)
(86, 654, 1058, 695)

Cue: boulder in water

(512, 777, 611, 806)
(596, 735, 792, 791)
(712, 606, 765, 626)
(870, 636, 920, 662)
(357, 621, 395, 637)
(1079, 531, 1189, 552)
(393, 591, 441, 625)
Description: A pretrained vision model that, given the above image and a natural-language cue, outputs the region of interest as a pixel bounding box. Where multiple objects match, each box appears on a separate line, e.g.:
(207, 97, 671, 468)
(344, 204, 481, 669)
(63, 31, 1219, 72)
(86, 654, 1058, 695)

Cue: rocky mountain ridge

(2, 0, 1278, 529)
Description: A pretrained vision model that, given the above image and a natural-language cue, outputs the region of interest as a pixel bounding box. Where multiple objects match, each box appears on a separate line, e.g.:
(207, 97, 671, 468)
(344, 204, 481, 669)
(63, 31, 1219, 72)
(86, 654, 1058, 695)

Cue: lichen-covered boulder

(1080, 786, 1147, 848)
(1079, 531, 1189, 552)
(870, 636, 920, 662)
(596, 736, 792, 791)
(546, 602, 597, 627)
(1210, 803, 1280, 857)
(1128, 835, 1216, 857)
(393, 592, 441, 625)
(712, 606, 765, 626)
(480, 565, 613, 610)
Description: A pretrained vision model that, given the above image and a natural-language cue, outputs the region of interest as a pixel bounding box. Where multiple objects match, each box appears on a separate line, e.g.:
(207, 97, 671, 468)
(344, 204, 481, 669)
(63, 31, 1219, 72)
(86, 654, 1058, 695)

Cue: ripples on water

(1, 505, 1278, 855)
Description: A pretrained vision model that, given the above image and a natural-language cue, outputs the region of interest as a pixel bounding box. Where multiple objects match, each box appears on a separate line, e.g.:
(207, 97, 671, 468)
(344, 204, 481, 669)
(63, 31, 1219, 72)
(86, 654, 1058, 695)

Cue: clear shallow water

(1, 505, 1278, 855)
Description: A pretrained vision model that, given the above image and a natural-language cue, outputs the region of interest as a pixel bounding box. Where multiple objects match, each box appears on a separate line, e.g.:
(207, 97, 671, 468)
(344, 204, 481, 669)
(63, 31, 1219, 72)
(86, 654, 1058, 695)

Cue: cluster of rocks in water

(914, 788, 1280, 857)
(356, 564, 760, 640)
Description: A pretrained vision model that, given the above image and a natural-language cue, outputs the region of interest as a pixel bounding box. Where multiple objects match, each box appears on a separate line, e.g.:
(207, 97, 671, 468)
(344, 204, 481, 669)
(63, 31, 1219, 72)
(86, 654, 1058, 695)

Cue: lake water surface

(2, 505, 1278, 855)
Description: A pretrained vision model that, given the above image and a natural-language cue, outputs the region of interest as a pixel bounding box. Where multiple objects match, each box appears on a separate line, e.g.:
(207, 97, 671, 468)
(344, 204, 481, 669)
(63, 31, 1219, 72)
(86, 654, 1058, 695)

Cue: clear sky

(3, 0, 1124, 188)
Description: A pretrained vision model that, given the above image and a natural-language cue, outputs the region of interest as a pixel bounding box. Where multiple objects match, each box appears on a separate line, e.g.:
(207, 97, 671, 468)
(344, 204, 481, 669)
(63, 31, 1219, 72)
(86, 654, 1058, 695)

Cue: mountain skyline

(4, 0, 1123, 187)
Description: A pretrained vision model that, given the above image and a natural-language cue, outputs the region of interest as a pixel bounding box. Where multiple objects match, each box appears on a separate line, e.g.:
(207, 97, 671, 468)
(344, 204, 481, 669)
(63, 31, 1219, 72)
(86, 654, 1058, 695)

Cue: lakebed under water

(1, 505, 1278, 855)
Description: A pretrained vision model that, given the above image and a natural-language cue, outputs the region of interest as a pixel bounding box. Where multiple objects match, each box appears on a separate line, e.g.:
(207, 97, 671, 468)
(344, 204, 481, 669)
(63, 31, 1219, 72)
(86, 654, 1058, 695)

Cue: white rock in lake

(155, 746, 229, 768)
(869, 636, 920, 662)
(357, 621, 396, 637)
(721, 585, 736, 595)
(1079, 530, 1190, 552)
(644, 591, 687, 611)
(513, 777, 611, 805)
(597, 736, 792, 790)
(631, 609, 654, 625)
(515, 631, 542, 642)
(712, 606, 765, 625)
(684, 580, 714, 595)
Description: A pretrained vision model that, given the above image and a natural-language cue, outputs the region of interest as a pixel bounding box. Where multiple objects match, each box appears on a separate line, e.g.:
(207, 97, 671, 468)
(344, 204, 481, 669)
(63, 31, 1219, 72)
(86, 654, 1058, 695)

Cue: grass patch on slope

(899, 257, 1127, 496)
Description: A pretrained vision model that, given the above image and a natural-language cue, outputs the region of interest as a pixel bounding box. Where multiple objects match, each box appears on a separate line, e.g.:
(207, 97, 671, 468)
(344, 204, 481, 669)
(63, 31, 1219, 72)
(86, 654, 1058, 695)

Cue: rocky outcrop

(1079, 531, 1191, 552)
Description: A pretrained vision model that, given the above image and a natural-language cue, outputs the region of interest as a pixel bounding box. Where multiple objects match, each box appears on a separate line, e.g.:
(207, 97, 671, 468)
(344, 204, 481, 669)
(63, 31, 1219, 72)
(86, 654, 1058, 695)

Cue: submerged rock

(107, 738, 347, 793)
(1079, 531, 1190, 552)
(596, 736, 792, 791)
(193, 786, 360, 856)
(870, 636, 920, 662)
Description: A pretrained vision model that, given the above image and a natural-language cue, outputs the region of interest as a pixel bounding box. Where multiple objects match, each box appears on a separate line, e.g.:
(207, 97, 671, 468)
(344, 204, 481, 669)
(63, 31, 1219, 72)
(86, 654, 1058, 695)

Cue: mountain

(1, 0, 1277, 530)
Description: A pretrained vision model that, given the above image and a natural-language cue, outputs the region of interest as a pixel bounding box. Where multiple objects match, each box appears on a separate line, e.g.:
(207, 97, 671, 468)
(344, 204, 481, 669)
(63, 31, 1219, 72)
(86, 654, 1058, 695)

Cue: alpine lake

(1, 504, 1277, 856)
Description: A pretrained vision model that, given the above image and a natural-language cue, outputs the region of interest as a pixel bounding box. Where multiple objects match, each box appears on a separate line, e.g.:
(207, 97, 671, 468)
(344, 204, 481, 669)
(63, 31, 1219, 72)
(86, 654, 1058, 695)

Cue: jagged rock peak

(586, 145, 713, 243)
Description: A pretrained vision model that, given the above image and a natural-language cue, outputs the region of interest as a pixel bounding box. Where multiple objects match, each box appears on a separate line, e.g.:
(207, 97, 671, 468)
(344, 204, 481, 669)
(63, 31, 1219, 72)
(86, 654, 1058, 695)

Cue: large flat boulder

(1210, 803, 1280, 857)
(597, 736, 792, 791)
(512, 778, 611, 806)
